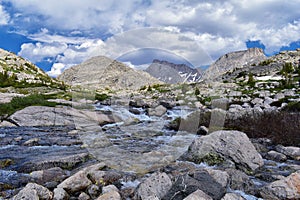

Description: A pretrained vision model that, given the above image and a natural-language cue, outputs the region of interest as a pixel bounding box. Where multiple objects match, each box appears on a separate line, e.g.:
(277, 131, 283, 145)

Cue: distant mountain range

(2, 46, 299, 92)
(144, 59, 202, 84)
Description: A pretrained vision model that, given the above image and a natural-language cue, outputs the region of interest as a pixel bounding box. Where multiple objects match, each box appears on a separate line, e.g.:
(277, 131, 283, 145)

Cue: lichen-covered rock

(135, 172, 172, 200)
(57, 170, 92, 194)
(260, 170, 300, 199)
(53, 188, 69, 200)
(96, 190, 121, 200)
(186, 130, 264, 173)
(225, 169, 255, 194)
(183, 189, 213, 200)
(12, 183, 53, 200)
(163, 171, 226, 200)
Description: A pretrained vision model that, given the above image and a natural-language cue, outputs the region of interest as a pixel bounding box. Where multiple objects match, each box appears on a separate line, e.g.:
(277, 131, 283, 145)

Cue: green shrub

(0, 94, 57, 118)
(247, 73, 255, 87)
(95, 93, 110, 101)
(194, 87, 200, 96)
(259, 59, 273, 66)
(282, 101, 300, 112)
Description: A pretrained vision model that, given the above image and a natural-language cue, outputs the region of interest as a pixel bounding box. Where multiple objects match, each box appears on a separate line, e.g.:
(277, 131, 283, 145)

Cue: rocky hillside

(145, 59, 202, 84)
(204, 48, 266, 81)
(219, 48, 300, 85)
(58, 56, 162, 91)
(0, 48, 64, 89)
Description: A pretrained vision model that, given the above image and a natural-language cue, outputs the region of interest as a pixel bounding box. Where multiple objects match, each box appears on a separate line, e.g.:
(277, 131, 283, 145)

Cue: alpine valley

(0, 47, 300, 200)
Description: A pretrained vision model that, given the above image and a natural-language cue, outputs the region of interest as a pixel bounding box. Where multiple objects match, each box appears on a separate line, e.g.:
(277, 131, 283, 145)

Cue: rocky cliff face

(0, 48, 63, 88)
(204, 48, 266, 81)
(58, 56, 162, 91)
(145, 59, 202, 84)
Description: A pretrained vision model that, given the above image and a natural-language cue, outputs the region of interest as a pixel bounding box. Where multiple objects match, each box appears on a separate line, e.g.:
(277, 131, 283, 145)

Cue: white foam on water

(231, 189, 263, 200)
(0, 145, 16, 150)
(121, 179, 141, 189)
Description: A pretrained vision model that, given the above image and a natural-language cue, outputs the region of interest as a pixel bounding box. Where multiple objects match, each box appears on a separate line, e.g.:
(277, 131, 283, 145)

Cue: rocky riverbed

(0, 100, 300, 199)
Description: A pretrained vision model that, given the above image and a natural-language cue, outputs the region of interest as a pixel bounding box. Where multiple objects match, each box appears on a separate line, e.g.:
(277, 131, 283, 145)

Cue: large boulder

(12, 183, 53, 200)
(135, 172, 172, 200)
(9, 106, 120, 127)
(186, 130, 264, 173)
(260, 170, 300, 199)
(163, 170, 226, 200)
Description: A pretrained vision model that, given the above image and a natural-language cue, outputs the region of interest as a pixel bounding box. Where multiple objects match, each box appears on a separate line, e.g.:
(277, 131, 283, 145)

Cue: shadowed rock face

(58, 56, 162, 90)
(204, 48, 266, 81)
(145, 59, 202, 84)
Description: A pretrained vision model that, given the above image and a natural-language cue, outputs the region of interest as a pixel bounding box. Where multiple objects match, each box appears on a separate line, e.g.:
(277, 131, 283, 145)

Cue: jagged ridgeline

(204, 48, 267, 81)
(144, 59, 203, 84)
(0, 48, 65, 89)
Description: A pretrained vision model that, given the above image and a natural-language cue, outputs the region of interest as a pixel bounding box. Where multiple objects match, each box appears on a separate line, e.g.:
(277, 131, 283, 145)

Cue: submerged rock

(147, 105, 167, 117)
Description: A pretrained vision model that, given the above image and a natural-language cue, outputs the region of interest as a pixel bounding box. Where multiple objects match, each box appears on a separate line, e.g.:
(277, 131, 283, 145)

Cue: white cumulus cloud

(0, 4, 10, 25)
(4, 0, 300, 76)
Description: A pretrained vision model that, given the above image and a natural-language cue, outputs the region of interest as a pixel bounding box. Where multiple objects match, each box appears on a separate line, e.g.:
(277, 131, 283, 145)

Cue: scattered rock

(186, 130, 264, 173)
(183, 189, 213, 200)
(57, 170, 92, 194)
(221, 193, 246, 200)
(163, 170, 226, 200)
(78, 192, 91, 200)
(260, 170, 300, 199)
(226, 169, 255, 194)
(87, 184, 101, 199)
(30, 167, 69, 186)
(96, 190, 121, 200)
(102, 184, 119, 194)
(135, 172, 172, 200)
(53, 188, 69, 200)
(265, 150, 287, 162)
(12, 183, 53, 200)
(23, 137, 40, 146)
(147, 105, 167, 117)
(276, 145, 300, 160)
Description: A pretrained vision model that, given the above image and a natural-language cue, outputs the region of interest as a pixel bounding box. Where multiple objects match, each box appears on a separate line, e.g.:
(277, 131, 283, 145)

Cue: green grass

(0, 94, 58, 118)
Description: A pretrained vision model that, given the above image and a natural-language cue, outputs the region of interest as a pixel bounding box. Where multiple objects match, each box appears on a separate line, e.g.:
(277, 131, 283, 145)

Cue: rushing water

(80, 104, 198, 173)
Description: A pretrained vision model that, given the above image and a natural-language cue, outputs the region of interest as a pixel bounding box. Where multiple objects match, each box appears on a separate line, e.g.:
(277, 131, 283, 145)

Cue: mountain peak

(145, 59, 202, 84)
(58, 55, 162, 90)
(204, 48, 266, 81)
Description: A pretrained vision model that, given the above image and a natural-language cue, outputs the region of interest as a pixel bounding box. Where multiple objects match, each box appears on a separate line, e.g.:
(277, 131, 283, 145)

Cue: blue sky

(0, 0, 300, 76)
